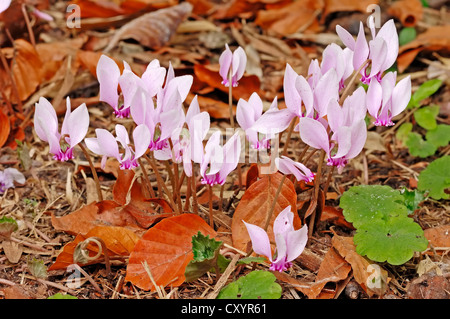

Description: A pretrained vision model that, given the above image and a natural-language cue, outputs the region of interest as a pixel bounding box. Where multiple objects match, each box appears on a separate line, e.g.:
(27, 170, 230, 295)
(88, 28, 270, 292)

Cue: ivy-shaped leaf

(399, 27, 416, 46)
(414, 105, 439, 130)
(354, 217, 429, 265)
(48, 293, 78, 299)
(405, 132, 437, 158)
(339, 185, 408, 228)
(217, 270, 282, 299)
(417, 156, 450, 200)
(425, 124, 450, 149)
(396, 122, 413, 144)
(185, 232, 223, 282)
(408, 79, 442, 108)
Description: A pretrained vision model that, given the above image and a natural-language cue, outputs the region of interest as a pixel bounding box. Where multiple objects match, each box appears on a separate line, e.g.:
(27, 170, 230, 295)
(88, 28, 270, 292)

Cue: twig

(207, 253, 240, 299)
(70, 263, 103, 294)
(21, 4, 36, 48)
(263, 174, 286, 231)
(78, 143, 103, 202)
(339, 59, 371, 105)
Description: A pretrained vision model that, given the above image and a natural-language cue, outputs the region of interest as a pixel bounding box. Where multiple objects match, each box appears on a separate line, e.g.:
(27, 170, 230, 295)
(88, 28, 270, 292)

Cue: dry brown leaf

(332, 234, 388, 297)
(104, 2, 193, 52)
(388, 0, 423, 27)
(397, 25, 450, 72)
(254, 0, 324, 35)
(231, 173, 300, 252)
(322, 0, 379, 22)
(424, 225, 450, 249)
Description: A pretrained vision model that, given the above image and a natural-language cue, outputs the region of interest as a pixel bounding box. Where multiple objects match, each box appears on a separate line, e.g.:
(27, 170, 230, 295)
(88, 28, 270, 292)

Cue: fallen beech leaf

(424, 225, 450, 249)
(51, 170, 174, 235)
(397, 25, 450, 72)
(296, 247, 351, 299)
(322, 0, 379, 23)
(388, 0, 423, 27)
(0, 39, 42, 103)
(245, 163, 260, 189)
(104, 2, 193, 52)
(231, 173, 300, 252)
(48, 225, 140, 271)
(320, 206, 355, 230)
(125, 213, 216, 291)
(193, 64, 260, 101)
(332, 234, 388, 297)
(0, 109, 11, 148)
(255, 0, 323, 35)
(186, 93, 233, 119)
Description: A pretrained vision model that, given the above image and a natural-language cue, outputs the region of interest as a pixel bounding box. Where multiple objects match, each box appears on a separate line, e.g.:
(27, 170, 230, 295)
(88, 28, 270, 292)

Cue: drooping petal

(0, 0, 11, 13)
(253, 108, 294, 135)
(219, 44, 233, 86)
(133, 124, 151, 159)
(231, 46, 247, 86)
(353, 22, 369, 72)
(299, 117, 330, 155)
(34, 97, 59, 144)
(185, 95, 200, 128)
(218, 132, 241, 184)
(390, 75, 411, 118)
(345, 120, 367, 160)
(67, 102, 89, 148)
(286, 224, 308, 263)
(243, 221, 273, 262)
(3, 168, 25, 185)
(95, 129, 120, 159)
(326, 99, 344, 133)
(366, 78, 383, 119)
(141, 59, 166, 97)
(97, 54, 120, 109)
(313, 68, 339, 117)
(375, 19, 399, 72)
(336, 24, 355, 51)
(295, 75, 314, 117)
(236, 98, 255, 131)
(368, 37, 387, 79)
(273, 206, 294, 235)
(332, 126, 352, 159)
(283, 63, 302, 117)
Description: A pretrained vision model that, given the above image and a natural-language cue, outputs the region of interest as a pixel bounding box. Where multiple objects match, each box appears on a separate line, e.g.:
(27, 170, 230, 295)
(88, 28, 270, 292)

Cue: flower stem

(208, 184, 214, 229)
(144, 154, 180, 215)
(191, 161, 199, 215)
(263, 174, 286, 232)
(339, 58, 371, 105)
(282, 118, 297, 156)
(138, 158, 156, 198)
(308, 149, 326, 237)
(228, 70, 234, 128)
(78, 143, 103, 202)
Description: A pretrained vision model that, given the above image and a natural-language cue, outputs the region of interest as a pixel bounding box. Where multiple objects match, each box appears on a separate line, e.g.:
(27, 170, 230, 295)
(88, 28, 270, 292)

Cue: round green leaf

(340, 185, 408, 228)
(399, 27, 416, 46)
(405, 132, 437, 158)
(414, 105, 439, 130)
(354, 217, 429, 265)
(217, 270, 282, 299)
(425, 124, 450, 148)
(417, 155, 450, 200)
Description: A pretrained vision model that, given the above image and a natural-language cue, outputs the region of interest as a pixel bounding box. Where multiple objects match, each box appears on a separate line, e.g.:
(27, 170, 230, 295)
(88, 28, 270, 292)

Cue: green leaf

(354, 217, 429, 265)
(405, 132, 437, 158)
(425, 124, 450, 148)
(414, 105, 439, 130)
(417, 156, 450, 200)
(237, 256, 267, 265)
(396, 122, 413, 144)
(340, 185, 408, 228)
(0, 216, 18, 238)
(185, 232, 223, 282)
(401, 188, 425, 214)
(399, 27, 416, 46)
(408, 79, 442, 108)
(47, 293, 78, 299)
(217, 270, 282, 299)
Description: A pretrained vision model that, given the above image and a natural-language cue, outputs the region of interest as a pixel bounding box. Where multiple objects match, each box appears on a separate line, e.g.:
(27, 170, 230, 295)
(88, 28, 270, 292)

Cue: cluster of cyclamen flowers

(33, 19, 411, 272)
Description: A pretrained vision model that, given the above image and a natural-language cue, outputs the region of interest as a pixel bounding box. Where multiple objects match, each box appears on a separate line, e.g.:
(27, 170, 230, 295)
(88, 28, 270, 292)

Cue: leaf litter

(0, 0, 449, 300)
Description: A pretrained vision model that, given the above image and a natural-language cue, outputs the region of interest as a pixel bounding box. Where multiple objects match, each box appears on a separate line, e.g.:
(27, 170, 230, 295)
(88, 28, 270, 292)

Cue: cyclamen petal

(219, 44, 247, 87)
(299, 117, 330, 155)
(0, 0, 11, 14)
(275, 156, 314, 183)
(97, 54, 120, 110)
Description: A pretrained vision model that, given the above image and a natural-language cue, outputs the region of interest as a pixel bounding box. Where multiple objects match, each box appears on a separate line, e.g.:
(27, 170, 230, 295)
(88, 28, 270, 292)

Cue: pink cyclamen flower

(236, 92, 276, 150)
(171, 95, 211, 177)
(366, 72, 411, 126)
(299, 116, 367, 173)
(336, 18, 399, 84)
(243, 206, 308, 272)
(275, 156, 314, 183)
(34, 97, 89, 161)
(219, 44, 247, 87)
(0, 168, 25, 193)
(199, 130, 241, 186)
(85, 124, 151, 170)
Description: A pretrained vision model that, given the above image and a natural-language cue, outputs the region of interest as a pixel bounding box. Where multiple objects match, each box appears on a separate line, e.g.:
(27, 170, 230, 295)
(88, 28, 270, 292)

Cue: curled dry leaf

(51, 170, 174, 235)
(0, 109, 11, 148)
(387, 0, 423, 27)
(231, 172, 300, 252)
(0, 39, 42, 103)
(397, 25, 450, 72)
(104, 2, 193, 52)
(125, 213, 216, 291)
(331, 234, 389, 297)
(48, 226, 140, 271)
